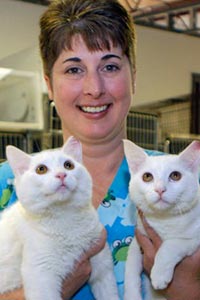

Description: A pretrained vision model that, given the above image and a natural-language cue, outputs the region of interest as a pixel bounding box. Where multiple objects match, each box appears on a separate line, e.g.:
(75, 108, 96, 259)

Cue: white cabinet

(0, 68, 44, 132)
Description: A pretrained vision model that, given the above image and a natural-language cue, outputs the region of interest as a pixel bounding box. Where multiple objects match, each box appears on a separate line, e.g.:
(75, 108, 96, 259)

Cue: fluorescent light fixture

(0, 68, 13, 80)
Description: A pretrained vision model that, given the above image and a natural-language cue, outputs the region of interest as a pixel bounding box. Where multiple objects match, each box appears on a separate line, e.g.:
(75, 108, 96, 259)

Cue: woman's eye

(36, 164, 48, 175)
(169, 171, 182, 181)
(102, 64, 119, 72)
(64, 160, 75, 170)
(142, 172, 153, 182)
(65, 67, 83, 75)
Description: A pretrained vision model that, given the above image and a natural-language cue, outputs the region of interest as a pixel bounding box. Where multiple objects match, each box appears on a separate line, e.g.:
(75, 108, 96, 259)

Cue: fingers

(84, 228, 107, 259)
(62, 259, 92, 299)
(136, 210, 162, 274)
(76, 228, 106, 271)
(135, 228, 153, 250)
(74, 257, 92, 278)
(138, 210, 162, 249)
(61, 229, 107, 299)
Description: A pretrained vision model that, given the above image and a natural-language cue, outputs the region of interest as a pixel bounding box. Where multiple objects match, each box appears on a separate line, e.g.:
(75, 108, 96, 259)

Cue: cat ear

(6, 146, 31, 176)
(179, 141, 200, 171)
(123, 139, 148, 172)
(62, 136, 82, 163)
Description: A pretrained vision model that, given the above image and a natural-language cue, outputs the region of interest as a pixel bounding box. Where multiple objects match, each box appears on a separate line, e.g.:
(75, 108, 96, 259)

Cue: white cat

(0, 136, 119, 300)
(123, 140, 200, 300)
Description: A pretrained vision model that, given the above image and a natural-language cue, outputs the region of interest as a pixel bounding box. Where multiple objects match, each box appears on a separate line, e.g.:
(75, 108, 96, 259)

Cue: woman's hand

(62, 229, 107, 300)
(0, 288, 25, 300)
(135, 212, 161, 274)
(136, 213, 200, 300)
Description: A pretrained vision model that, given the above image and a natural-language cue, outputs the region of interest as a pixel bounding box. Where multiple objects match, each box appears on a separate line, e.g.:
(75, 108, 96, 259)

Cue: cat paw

(151, 268, 172, 290)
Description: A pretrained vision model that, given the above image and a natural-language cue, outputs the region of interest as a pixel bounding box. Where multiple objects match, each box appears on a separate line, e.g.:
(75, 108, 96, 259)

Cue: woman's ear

(44, 75, 53, 100)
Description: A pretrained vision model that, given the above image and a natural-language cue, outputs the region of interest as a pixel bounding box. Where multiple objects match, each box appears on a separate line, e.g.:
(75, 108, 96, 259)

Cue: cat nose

(56, 172, 66, 181)
(155, 187, 166, 196)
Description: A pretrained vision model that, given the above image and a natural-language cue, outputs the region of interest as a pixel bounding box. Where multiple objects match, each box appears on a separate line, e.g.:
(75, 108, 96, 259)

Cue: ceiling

(14, 0, 200, 37)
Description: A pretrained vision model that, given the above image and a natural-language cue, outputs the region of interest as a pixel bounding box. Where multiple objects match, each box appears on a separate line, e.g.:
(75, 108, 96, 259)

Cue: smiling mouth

(79, 105, 109, 113)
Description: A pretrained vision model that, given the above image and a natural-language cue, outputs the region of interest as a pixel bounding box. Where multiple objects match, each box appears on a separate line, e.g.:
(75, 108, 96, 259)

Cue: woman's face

(45, 35, 135, 144)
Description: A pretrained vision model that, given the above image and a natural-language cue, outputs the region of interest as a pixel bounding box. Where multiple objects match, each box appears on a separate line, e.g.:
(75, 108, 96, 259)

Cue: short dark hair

(39, 0, 136, 77)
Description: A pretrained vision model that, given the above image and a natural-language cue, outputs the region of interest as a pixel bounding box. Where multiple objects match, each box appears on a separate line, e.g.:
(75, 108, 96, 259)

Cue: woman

(1, 0, 200, 299)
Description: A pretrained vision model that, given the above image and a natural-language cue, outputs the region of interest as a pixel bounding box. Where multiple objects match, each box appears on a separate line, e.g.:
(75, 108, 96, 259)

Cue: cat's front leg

(89, 243, 119, 300)
(21, 247, 64, 300)
(124, 238, 143, 300)
(151, 239, 199, 290)
(22, 266, 63, 300)
(0, 212, 23, 294)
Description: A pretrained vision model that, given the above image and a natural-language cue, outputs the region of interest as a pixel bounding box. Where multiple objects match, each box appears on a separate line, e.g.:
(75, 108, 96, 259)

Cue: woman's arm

(136, 214, 200, 300)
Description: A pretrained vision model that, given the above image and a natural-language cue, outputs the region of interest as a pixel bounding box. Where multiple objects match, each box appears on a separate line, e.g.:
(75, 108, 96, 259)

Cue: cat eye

(169, 171, 182, 181)
(142, 172, 153, 182)
(64, 160, 75, 170)
(36, 164, 48, 175)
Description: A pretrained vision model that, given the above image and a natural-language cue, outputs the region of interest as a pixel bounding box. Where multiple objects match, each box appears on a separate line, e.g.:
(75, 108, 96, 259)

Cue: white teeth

(81, 105, 108, 113)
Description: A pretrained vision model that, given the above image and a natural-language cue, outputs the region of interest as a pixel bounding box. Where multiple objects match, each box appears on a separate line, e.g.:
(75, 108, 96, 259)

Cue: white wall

(134, 25, 200, 106)
(0, 0, 45, 61)
(0, 0, 200, 105)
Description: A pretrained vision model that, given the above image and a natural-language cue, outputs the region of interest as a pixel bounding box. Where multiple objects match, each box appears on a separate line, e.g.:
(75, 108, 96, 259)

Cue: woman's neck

(83, 138, 124, 175)
(83, 139, 124, 208)
(63, 131, 126, 208)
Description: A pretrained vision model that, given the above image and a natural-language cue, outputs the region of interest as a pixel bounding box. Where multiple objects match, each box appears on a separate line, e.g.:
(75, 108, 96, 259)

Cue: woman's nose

(83, 71, 105, 98)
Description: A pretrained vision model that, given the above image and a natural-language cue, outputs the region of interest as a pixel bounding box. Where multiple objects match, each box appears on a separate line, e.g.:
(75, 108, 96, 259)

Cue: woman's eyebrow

(101, 54, 121, 61)
(63, 57, 81, 63)
(62, 54, 121, 64)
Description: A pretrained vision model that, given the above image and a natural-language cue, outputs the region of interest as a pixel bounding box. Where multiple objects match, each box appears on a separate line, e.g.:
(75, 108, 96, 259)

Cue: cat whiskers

(171, 192, 189, 215)
(173, 202, 184, 215)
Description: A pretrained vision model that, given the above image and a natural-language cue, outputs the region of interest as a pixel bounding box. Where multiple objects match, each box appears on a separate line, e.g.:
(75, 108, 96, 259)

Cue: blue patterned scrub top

(0, 149, 162, 300)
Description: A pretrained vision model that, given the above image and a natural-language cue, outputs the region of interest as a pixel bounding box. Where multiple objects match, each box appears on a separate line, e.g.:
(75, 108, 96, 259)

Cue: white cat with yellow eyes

(123, 140, 200, 300)
(0, 136, 118, 300)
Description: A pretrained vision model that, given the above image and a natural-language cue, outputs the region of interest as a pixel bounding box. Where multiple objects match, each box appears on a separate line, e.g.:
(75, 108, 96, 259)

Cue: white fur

(123, 140, 200, 300)
(0, 136, 119, 300)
